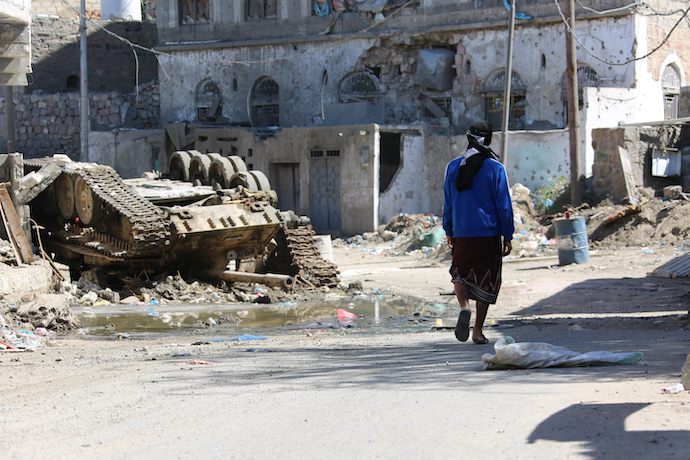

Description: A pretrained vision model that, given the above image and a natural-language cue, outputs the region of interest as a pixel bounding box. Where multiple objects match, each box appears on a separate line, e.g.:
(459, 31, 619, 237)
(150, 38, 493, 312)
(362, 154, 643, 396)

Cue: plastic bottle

(681, 354, 690, 390)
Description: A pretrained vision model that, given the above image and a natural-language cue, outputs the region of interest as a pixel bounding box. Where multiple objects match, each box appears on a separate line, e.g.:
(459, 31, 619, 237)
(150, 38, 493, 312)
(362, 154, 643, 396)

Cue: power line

(554, 0, 690, 67)
(57, 0, 417, 68)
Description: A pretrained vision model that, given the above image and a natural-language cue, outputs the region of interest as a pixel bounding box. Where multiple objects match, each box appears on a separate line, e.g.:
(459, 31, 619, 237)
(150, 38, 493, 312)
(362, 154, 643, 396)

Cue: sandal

(454, 309, 471, 342)
(473, 336, 489, 345)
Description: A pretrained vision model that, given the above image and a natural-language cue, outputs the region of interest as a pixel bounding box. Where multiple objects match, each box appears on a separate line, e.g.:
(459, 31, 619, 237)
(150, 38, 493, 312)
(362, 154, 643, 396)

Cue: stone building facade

(154, 1, 690, 168)
(1, 81, 160, 158)
(1, 12, 160, 159)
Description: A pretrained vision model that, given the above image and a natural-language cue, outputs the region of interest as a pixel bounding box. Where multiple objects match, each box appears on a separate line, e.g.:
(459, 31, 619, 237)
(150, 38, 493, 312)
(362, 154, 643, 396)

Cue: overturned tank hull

(23, 153, 339, 287)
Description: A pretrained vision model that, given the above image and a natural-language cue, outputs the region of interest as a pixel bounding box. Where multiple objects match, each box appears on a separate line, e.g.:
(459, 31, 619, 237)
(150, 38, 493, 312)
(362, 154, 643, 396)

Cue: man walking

(442, 120, 514, 344)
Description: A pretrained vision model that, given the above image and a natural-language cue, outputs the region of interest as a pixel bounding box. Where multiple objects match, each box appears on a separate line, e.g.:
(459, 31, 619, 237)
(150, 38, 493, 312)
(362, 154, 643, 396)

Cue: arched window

(561, 64, 599, 111)
(662, 65, 681, 120)
(482, 69, 528, 130)
(339, 72, 380, 102)
(251, 77, 279, 127)
(196, 79, 222, 122)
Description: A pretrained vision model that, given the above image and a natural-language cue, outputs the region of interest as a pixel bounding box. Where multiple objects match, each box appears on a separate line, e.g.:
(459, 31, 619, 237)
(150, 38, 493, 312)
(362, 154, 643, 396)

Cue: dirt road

(1, 244, 689, 459)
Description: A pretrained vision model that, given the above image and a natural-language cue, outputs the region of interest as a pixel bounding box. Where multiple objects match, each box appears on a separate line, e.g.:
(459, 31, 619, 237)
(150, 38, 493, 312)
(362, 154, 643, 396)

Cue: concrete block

(415, 48, 455, 91)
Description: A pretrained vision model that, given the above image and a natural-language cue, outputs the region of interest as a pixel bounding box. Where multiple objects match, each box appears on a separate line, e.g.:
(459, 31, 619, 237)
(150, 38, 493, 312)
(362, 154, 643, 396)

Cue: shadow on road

(527, 402, 690, 459)
(508, 276, 690, 317)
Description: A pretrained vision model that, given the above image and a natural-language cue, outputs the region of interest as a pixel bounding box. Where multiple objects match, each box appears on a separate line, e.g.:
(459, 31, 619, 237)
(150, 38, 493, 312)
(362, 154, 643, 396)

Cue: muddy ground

(1, 188, 690, 459)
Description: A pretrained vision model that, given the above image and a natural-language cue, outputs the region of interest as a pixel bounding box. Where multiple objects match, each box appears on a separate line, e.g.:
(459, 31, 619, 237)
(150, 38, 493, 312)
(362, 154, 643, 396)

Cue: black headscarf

(455, 120, 500, 192)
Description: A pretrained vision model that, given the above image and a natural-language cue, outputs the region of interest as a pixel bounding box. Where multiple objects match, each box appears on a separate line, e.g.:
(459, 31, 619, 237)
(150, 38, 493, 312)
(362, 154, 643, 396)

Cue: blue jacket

(442, 156, 514, 241)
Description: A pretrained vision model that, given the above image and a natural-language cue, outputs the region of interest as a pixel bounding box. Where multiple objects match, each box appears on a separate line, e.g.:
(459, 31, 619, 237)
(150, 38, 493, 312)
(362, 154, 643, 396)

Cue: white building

(145, 0, 690, 232)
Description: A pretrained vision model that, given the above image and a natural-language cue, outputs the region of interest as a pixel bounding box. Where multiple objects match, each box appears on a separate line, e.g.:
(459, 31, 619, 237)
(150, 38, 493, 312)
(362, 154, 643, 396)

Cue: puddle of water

(71, 296, 448, 338)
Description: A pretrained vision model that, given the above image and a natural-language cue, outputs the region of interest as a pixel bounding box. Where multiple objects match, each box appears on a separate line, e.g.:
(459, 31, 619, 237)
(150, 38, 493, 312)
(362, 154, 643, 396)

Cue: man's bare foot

(472, 335, 489, 345)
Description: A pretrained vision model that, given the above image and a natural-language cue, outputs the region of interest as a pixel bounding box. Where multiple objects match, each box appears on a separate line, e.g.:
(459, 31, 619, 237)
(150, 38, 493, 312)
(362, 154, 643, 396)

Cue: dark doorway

(380, 132, 401, 192)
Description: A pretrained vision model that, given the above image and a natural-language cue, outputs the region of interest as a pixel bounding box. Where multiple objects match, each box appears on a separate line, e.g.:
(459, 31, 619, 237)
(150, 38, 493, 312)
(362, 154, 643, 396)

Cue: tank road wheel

(227, 155, 247, 173)
(247, 170, 271, 191)
(209, 157, 232, 189)
(189, 152, 212, 186)
(56, 174, 77, 220)
(228, 171, 249, 189)
(74, 176, 103, 226)
(168, 151, 192, 182)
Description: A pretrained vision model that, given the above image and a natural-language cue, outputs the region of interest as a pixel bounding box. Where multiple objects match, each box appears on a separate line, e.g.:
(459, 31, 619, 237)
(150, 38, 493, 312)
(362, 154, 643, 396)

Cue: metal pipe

(564, 0, 582, 206)
(199, 269, 295, 290)
(500, 0, 516, 164)
(80, 0, 89, 162)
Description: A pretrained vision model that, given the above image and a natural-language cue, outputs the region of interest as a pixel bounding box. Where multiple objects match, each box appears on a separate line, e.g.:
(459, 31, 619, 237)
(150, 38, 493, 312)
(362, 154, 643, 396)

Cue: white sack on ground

(482, 336, 643, 370)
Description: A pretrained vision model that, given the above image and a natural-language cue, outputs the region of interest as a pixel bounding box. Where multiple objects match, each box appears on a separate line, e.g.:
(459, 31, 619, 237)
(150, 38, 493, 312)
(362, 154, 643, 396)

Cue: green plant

(532, 177, 603, 216)
(532, 177, 569, 216)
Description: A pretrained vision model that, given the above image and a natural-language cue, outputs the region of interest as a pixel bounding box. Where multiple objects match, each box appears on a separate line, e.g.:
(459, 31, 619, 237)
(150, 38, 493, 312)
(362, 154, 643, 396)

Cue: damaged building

(151, 0, 690, 233)
(4, 0, 690, 235)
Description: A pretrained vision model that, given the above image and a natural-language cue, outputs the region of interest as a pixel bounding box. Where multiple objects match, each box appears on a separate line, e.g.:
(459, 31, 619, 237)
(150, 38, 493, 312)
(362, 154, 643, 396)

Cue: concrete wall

(504, 130, 571, 192)
(32, 0, 100, 18)
(379, 131, 425, 225)
(157, 39, 379, 128)
(89, 129, 164, 178)
(30, 16, 158, 94)
(591, 123, 690, 201)
(156, 14, 644, 135)
(1, 0, 32, 86)
(184, 124, 379, 233)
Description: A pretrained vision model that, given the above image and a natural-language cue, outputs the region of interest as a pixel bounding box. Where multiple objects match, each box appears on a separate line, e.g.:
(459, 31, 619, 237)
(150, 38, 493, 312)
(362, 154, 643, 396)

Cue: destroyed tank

(22, 152, 339, 287)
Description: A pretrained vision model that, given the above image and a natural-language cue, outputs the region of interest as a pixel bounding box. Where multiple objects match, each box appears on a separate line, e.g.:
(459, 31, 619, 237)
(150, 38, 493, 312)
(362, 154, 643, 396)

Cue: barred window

(339, 72, 380, 102)
(482, 69, 527, 131)
(251, 77, 279, 127)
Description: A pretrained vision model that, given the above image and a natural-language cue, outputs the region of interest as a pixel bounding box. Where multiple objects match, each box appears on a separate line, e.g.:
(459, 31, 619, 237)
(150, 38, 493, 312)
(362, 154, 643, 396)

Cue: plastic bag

(482, 336, 642, 370)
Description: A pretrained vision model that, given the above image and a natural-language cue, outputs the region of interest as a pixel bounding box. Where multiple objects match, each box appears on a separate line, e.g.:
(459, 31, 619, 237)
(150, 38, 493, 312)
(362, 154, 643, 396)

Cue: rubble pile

(0, 238, 16, 264)
(338, 183, 690, 262)
(1, 294, 79, 350)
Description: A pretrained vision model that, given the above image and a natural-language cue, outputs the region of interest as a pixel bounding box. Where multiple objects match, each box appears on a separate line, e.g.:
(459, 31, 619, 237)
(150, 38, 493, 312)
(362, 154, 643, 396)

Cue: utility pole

(564, 0, 582, 206)
(80, 0, 89, 161)
(4, 86, 15, 153)
(500, 0, 516, 165)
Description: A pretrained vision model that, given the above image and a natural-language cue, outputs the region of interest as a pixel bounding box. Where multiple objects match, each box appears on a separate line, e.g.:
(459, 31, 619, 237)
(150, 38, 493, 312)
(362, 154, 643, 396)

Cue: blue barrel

(554, 216, 589, 265)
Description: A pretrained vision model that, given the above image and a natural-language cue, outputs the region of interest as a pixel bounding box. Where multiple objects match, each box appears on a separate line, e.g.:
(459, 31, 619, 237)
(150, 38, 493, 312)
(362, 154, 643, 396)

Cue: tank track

(60, 164, 170, 258)
(284, 226, 339, 287)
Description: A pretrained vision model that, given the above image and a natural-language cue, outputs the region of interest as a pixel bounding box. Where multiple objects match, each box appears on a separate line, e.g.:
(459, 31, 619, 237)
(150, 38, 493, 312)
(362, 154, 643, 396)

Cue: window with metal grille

(424, 97, 451, 118)
(483, 69, 527, 130)
(251, 77, 279, 127)
(483, 69, 528, 94)
(485, 93, 526, 131)
(247, 0, 277, 19)
(339, 72, 380, 102)
(310, 149, 340, 158)
(179, 0, 211, 25)
(560, 65, 600, 110)
(662, 65, 680, 120)
(196, 106, 222, 122)
(196, 79, 222, 122)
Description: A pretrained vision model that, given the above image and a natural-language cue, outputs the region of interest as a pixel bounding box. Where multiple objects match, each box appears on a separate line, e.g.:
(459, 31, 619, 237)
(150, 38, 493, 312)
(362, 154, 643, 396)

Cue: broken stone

(663, 185, 682, 200)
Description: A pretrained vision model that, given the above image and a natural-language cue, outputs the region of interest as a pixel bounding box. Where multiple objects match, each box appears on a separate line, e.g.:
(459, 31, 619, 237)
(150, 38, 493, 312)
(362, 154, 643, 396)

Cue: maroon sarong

(450, 236, 503, 304)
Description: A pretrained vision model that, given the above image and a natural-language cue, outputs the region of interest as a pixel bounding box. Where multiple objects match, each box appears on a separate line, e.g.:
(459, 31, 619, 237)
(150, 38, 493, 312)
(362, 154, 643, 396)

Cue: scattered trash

(237, 334, 268, 341)
(176, 359, 215, 366)
(482, 336, 643, 369)
(661, 383, 685, 394)
(337, 309, 358, 320)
